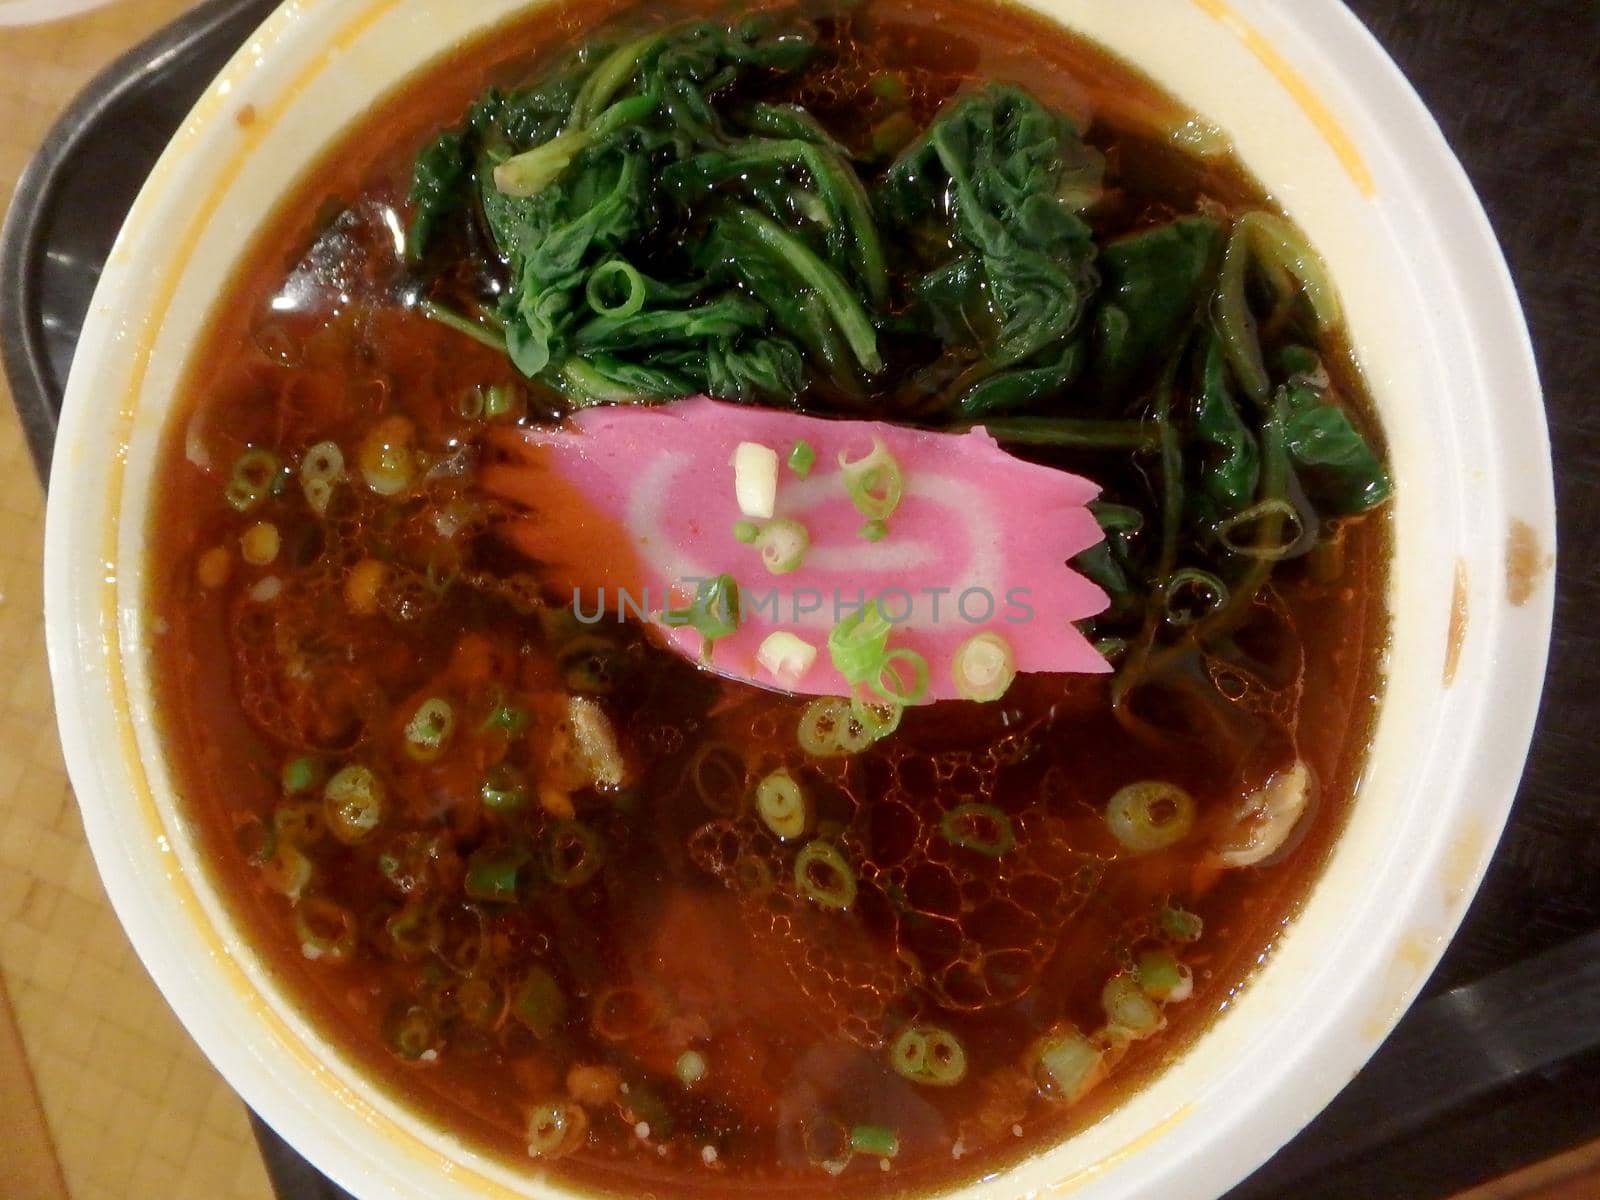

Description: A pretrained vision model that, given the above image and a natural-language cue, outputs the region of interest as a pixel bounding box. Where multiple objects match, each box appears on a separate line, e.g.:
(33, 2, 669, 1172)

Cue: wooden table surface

(0, 4, 1592, 1200)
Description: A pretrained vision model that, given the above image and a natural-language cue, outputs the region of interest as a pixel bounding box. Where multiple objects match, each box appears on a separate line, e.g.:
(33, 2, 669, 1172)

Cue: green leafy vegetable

(403, 19, 1396, 716)
(1278, 377, 1392, 515)
(410, 17, 826, 404)
(878, 83, 1104, 413)
(1189, 331, 1260, 524)
(1091, 216, 1223, 393)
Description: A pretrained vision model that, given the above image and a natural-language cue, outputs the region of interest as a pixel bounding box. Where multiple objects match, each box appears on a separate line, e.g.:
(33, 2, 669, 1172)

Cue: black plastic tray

(4, 2, 1596, 1197)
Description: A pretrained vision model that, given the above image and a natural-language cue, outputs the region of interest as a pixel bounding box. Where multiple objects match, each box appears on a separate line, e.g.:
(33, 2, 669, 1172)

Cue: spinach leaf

(664, 137, 887, 305)
(878, 84, 1103, 409)
(1189, 331, 1259, 523)
(1075, 501, 1146, 620)
(411, 16, 830, 404)
(1279, 379, 1392, 515)
(1090, 216, 1222, 393)
(406, 130, 468, 264)
(958, 341, 1084, 418)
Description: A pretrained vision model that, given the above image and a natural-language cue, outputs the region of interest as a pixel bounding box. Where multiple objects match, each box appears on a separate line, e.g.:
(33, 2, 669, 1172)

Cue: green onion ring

(585, 259, 648, 319)
(1215, 499, 1307, 560)
(794, 840, 856, 910)
(545, 820, 604, 888)
(1105, 780, 1196, 853)
(938, 802, 1017, 857)
(888, 1025, 966, 1086)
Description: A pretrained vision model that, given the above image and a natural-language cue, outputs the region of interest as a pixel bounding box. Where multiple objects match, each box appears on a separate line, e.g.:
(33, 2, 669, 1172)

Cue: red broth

(147, 0, 1388, 1194)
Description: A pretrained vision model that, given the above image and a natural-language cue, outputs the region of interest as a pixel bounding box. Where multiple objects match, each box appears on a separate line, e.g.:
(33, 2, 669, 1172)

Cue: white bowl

(43, 1, 1554, 1197)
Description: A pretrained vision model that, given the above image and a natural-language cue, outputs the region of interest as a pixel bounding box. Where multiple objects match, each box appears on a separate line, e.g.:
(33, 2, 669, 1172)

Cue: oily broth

(146, 0, 1388, 1195)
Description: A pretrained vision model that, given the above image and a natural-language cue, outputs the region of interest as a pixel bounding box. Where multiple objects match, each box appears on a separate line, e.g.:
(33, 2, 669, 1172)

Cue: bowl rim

(42, 1, 1555, 1198)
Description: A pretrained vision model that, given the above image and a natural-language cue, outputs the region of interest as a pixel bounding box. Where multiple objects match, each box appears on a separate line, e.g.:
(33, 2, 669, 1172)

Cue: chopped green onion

(828, 602, 894, 683)
(797, 697, 876, 758)
(1136, 949, 1194, 1002)
(874, 648, 929, 706)
(293, 896, 357, 963)
(585, 259, 647, 319)
(272, 801, 327, 847)
(850, 1124, 899, 1159)
(480, 763, 530, 812)
(889, 1025, 967, 1087)
(1102, 973, 1165, 1039)
(591, 986, 663, 1041)
(788, 439, 816, 479)
(755, 769, 809, 840)
(457, 388, 486, 421)
(675, 1050, 707, 1087)
(838, 436, 903, 521)
(225, 448, 281, 512)
(545, 820, 604, 887)
(482, 702, 531, 736)
(465, 846, 525, 903)
(869, 72, 908, 102)
(1159, 903, 1204, 943)
(384, 900, 436, 961)
(828, 603, 925, 706)
(323, 765, 385, 844)
(849, 696, 902, 741)
(557, 638, 621, 695)
(794, 840, 856, 910)
(482, 382, 522, 421)
(1215, 499, 1307, 560)
(526, 1100, 588, 1160)
(952, 632, 1017, 702)
(686, 742, 747, 816)
(1035, 1029, 1105, 1102)
(356, 417, 416, 496)
(1105, 781, 1196, 854)
(299, 442, 343, 515)
(403, 697, 456, 763)
(1163, 568, 1230, 627)
(733, 441, 779, 519)
(385, 1002, 438, 1061)
(804, 1117, 852, 1174)
(513, 966, 568, 1038)
(733, 520, 760, 544)
(281, 756, 320, 796)
(756, 630, 817, 684)
(663, 573, 740, 660)
(859, 519, 888, 542)
(756, 518, 810, 574)
(938, 803, 1016, 857)
(261, 841, 311, 901)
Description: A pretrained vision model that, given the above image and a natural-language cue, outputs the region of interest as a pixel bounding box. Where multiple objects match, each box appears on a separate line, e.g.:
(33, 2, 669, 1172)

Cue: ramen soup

(148, 0, 1391, 1193)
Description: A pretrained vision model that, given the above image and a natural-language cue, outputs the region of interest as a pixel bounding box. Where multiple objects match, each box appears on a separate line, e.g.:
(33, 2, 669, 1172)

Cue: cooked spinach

(406, 14, 1392, 690)
(1091, 216, 1222, 394)
(878, 84, 1104, 415)
(408, 17, 827, 404)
